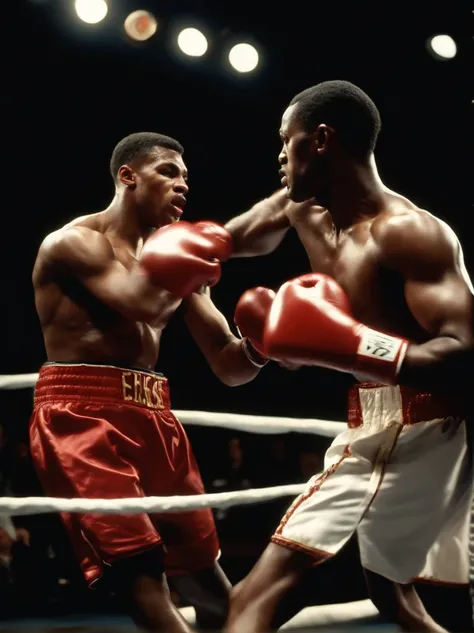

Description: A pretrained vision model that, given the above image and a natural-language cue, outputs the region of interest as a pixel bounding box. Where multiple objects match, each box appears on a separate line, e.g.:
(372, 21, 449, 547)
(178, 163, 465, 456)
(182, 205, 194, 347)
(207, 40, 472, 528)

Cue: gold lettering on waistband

(122, 372, 133, 401)
(121, 370, 165, 409)
(151, 378, 164, 409)
(143, 375, 153, 408)
(134, 372, 145, 405)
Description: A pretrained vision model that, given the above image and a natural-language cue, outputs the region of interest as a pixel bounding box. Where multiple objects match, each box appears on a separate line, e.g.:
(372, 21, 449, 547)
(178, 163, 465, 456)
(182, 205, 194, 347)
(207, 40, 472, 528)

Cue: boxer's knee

(230, 576, 257, 610)
(110, 544, 166, 590)
(227, 579, 247, 616)
(171, 561, 231, 629)
(109, 547, 192, 632)
(224, 582, 257, 633)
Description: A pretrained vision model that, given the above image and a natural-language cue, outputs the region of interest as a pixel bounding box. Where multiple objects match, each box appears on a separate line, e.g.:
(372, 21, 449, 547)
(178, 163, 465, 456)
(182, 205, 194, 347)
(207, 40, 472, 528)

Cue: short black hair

(289, 80, 381, 156)
(110, 132, 184, 180)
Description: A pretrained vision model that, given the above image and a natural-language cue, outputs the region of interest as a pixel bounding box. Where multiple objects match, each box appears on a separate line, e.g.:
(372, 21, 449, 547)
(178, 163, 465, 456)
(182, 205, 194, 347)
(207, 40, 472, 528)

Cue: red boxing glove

(234, 286, 275, 359)
(263, 273, 408, 385)
(140, 221, 232, 298)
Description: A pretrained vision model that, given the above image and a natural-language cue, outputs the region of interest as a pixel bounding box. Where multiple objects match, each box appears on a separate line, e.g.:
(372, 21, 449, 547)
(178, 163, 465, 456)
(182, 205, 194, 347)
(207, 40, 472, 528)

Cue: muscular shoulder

(35, 225, 114, 283)
(371, 207, 459, 275)
(41, 225, 112, 261)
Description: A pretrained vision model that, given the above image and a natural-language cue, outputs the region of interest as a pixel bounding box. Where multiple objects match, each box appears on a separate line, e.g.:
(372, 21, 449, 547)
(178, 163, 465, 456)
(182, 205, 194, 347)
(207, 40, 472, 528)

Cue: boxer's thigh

(170, 560, 231, 628)
(144, 410, 221, 576)
(31, 402, 162, 560)
(272, 446, 374, 558)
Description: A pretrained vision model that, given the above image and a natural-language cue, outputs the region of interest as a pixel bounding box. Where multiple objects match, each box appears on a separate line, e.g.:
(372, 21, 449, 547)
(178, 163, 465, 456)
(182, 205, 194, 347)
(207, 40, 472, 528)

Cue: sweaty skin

(33, 147, 261, 385)
(32, 143, 264, 633)
(33, 214, 177, 369)
(227, 196, 473, 390)
(290, 196, 473, 363)
(222, 90, 473, 633)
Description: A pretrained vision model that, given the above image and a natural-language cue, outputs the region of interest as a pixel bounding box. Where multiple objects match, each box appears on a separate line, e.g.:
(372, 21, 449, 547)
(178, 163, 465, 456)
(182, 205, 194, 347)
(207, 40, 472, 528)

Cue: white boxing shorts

(272, 382, 472, 585)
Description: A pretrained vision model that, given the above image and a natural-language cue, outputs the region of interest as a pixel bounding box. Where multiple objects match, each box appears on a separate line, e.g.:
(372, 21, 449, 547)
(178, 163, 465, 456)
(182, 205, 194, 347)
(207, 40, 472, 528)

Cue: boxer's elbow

(400, 336, 474, 389)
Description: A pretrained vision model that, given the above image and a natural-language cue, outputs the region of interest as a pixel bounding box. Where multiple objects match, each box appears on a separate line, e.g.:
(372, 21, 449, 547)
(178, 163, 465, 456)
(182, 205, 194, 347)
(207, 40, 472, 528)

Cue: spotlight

(124, 10, 158, 42)
(177, 28, 208, 57)
(74, 0, 108, 24)
(427, 34, 457, 60)
(228, 43, 259, 73)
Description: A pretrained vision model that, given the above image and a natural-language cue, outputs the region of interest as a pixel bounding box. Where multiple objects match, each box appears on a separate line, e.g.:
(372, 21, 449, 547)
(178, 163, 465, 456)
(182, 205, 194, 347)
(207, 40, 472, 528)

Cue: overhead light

(177, 28, 208, 57)
(427, 34, 457, 60)
(228, 43, 259, 73)
(74, 0, 108, 24)
(124, 10, 158, 42)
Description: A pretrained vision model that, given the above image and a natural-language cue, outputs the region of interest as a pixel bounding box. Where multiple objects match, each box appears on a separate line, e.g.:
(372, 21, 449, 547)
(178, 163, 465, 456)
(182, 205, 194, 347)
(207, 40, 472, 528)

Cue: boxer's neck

(102, 191, 154, 253)
(327, 154, 387, 231)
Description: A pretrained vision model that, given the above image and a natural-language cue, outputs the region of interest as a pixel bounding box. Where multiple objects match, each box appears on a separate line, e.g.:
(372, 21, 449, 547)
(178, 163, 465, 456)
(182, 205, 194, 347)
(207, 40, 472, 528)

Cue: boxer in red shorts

(224, 81, 474, 632)
(30, 132, 268, 632)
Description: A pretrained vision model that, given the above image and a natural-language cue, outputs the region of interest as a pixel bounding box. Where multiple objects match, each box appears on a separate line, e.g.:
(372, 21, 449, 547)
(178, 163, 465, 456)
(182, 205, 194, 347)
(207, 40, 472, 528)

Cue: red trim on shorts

(410, 576, 468, 588)
(271, 535, 334, 564)
(274, 445, 352, 536)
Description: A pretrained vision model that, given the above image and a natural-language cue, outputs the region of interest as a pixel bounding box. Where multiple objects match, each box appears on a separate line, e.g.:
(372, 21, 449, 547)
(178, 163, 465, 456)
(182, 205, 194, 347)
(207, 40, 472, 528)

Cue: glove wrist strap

(241, 338, 269, 368)
(355, 327, 409, 385)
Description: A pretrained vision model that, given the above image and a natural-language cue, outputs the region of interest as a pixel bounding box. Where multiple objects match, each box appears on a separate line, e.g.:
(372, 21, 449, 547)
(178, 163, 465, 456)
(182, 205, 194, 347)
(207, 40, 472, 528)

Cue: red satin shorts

(30, 363, 219, 587)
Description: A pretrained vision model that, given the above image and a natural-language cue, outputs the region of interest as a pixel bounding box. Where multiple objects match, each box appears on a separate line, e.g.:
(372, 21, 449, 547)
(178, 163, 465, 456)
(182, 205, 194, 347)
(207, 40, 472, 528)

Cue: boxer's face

(278, 105, 328, 204)
(120, 148, 189, 228)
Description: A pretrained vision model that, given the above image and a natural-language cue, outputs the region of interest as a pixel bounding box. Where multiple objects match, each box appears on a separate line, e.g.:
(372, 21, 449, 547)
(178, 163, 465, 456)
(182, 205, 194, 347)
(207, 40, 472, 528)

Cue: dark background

(1, 1, 470, 408)
(0, 0, 471, 628)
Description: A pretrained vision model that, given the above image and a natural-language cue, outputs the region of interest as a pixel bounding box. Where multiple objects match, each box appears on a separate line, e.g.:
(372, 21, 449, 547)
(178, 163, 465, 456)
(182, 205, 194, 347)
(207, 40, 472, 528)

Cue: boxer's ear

(118, 165, 136, 189)
(313, 124, 335, 156)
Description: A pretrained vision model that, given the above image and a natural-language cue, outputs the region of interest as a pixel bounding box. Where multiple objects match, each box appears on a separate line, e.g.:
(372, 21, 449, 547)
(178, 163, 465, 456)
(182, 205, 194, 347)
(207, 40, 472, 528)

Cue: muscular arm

(224, 189, 292, 257)
(374, 213, 474, 389)
(184, 287, 263, 386)
(36, 227, 173, 322)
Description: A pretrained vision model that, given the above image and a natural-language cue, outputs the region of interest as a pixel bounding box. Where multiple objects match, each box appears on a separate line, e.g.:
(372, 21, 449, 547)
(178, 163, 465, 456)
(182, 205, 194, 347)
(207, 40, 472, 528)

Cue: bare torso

(33, 213, 181, 369)
(290, 190, 470, 344)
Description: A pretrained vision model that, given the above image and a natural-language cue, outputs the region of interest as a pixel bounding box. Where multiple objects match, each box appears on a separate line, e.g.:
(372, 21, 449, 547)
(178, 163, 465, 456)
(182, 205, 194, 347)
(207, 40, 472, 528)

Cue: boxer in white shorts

(274, 383, 470, 586)
(224, 80, 474, 633)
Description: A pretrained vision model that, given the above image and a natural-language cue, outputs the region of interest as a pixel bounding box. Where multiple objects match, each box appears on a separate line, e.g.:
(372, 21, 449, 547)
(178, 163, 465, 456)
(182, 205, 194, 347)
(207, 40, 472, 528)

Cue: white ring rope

(0, 372, 377, 625)
(0, 373, 346, 437)
(0, 373, 40, 389)
(0, 372, 344, 515)
(177, 410, 345, 437)
(0, 483, 307, 516)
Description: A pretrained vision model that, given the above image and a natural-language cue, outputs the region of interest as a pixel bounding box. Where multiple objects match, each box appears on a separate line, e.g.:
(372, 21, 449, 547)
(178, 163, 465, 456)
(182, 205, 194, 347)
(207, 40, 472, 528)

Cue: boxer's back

(33, 212, 181, 369)
(292, 191, 471, 344)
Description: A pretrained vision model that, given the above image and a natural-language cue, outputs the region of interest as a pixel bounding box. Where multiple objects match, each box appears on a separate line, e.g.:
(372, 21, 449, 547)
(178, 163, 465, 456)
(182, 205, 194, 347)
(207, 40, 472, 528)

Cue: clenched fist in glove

(140, 221, 232, 298)
(234, 286, 275, 366)
(263, 273, 408, 385)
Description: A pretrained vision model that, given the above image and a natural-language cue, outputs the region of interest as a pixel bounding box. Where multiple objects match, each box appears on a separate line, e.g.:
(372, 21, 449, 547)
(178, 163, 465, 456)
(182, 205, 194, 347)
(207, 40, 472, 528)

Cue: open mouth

(168, 195, 186, 220)
(170, 205, 184, 218)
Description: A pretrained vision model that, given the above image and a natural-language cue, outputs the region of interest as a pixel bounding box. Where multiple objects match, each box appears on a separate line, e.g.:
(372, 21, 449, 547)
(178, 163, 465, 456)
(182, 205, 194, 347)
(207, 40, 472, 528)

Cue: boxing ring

(0, 372, 401, 630)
